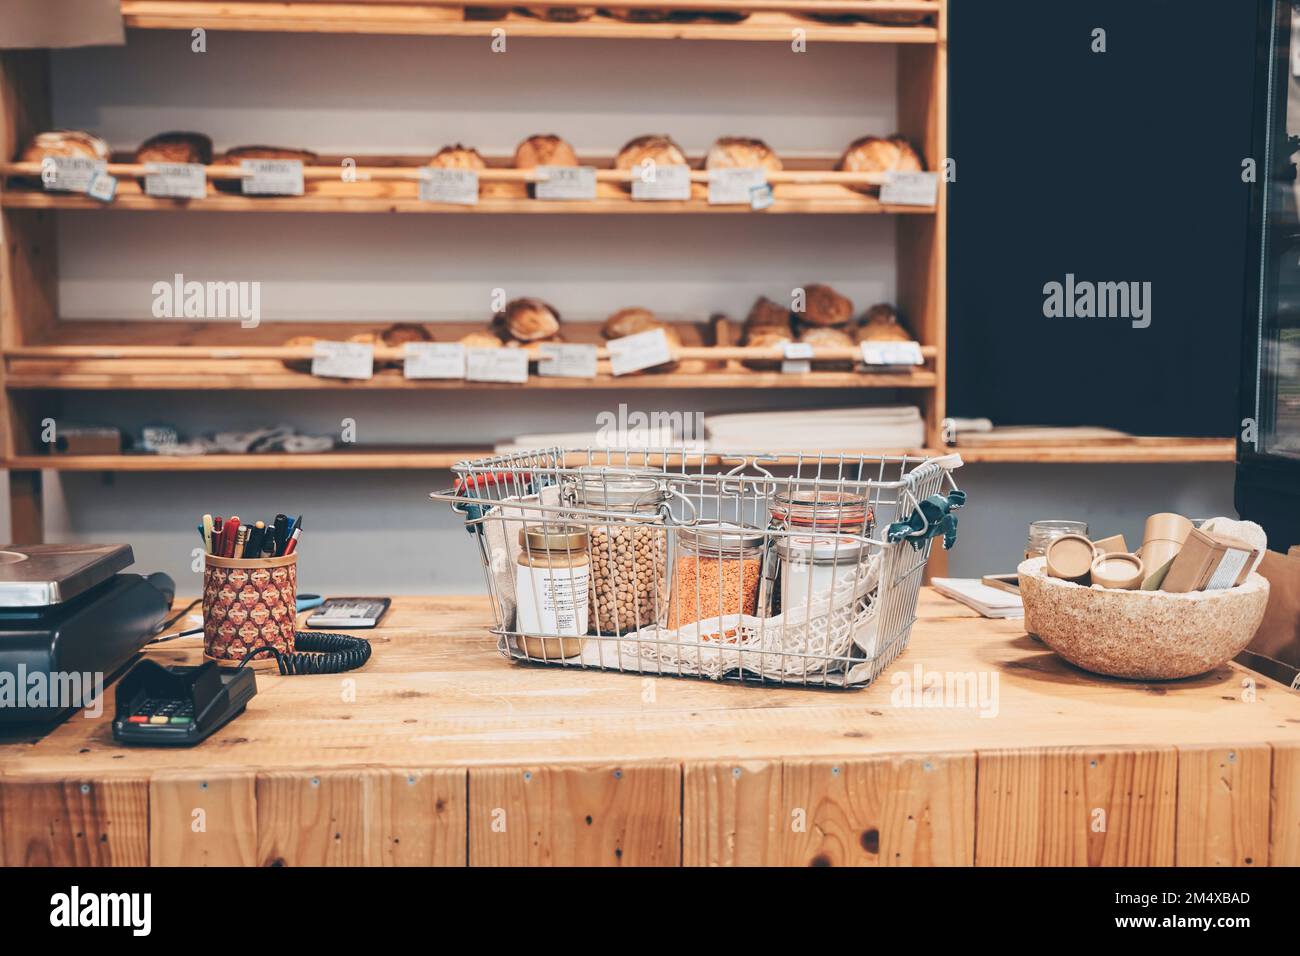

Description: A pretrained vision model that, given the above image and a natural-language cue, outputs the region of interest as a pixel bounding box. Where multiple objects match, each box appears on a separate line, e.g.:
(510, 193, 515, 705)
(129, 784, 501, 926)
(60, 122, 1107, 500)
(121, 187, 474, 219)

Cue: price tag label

(311, 341, 374, 380)
(419, 168, 479, 206)
(144, 162, 207, 199)
(241, 159, 305, 196)
(86, 171, 118, 203)
(749, 182, 774, 210)
(466, 347, 529, 384)
(534, 165, 597, 201)
(631, 164, 692, 201)
(403, 342, 466, 379)
(607, 328, 673, 376)
(780, 342, 813, 374)
(41, 157, 105, 193)
(537, 342, 598, 378)
(708, 167, 767, 205)
(860, 340, 924, 366)
(879, 171, 938, 207)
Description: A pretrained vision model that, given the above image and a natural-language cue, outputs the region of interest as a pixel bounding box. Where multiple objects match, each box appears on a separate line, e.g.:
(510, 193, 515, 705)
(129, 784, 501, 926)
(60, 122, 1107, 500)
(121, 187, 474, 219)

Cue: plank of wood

(974, 748, 1176, 866)
(1270, 744, 1300, 866)
(0, 778, 148, 866)
(682, 760, 782, 865)
(149, 772, 258, 866)
(254, 768, 467, 866)
(780, 752, 974, 866)
(1175, 745, 1271, 867)
(467, 763, 680, 865)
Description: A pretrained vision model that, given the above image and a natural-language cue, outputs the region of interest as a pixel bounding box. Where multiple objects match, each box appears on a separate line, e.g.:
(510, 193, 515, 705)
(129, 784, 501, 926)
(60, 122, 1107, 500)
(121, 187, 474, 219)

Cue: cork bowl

(1017, 557, 1269, 680)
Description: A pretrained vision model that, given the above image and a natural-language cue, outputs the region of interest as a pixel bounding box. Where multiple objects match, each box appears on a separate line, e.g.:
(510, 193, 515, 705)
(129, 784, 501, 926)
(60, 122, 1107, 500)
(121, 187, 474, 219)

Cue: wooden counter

(2, 590, 1298, 867)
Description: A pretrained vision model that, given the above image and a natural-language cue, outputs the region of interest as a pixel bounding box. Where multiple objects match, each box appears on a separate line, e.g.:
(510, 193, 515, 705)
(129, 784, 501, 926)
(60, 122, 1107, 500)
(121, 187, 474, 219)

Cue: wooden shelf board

(954, 438, 1236, 464)
(3, 448, 485, 472)
(118, 3, 940, 44)
(0, 183, 930, 216)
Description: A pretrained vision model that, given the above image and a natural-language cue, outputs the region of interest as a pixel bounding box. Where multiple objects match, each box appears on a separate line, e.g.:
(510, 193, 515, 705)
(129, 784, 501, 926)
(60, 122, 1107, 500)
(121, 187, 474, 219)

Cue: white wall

(7, 29, 1237, 594)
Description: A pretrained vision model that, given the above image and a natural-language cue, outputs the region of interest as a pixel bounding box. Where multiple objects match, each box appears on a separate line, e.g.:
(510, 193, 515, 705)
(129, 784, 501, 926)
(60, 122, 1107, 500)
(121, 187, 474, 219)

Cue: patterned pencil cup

(203, 553, 297, 668)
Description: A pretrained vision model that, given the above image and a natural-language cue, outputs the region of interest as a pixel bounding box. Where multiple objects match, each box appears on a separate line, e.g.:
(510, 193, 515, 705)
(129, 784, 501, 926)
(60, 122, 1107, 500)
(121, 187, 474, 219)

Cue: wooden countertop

(2, 591, 1298, 866)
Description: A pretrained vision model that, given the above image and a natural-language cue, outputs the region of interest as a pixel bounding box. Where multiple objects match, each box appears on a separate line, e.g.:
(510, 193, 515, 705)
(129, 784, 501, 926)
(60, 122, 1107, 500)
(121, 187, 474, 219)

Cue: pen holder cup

(203, 552, 297, 670)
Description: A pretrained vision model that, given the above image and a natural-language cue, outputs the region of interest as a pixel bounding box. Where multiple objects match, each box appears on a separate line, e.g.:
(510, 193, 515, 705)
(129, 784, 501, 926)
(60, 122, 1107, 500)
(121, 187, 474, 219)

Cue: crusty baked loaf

(798, 324, 856, 369)
(460, 329, 506, 348)
(281, 334, 318, 372)
(742, 326, 792, 370)
(836, 134, 924, 192)
(215, 145, 318, 193)
(706, 137, 783, 173)
(135, 131, 213, 165)
(464, 7, 509, 19)
(615, 134, 687, 171)
(854, 303, 912, 343)
(602, 307, 661, 339)
(523, 6, 596, 20)
(513, 134, 579, 169)
(603, 7, 671, 21)
(744, 296, 794, 333)
(21, 130, 109, 163)
(382, 323, 434, 346)
(496, 298, 562, 342)
(798, 283, 854, 327)
(429, 144, 487, 170)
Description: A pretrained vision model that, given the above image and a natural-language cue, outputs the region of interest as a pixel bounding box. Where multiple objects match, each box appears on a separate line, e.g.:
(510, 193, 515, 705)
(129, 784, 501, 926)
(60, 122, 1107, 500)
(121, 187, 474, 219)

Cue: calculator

(306, 597, 391, 629)
(112, 658, 256, 746)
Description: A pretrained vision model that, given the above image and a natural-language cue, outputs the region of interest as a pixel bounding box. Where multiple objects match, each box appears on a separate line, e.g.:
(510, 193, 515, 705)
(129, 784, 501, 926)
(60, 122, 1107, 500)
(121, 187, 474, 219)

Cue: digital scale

(0, 544, 174, 724)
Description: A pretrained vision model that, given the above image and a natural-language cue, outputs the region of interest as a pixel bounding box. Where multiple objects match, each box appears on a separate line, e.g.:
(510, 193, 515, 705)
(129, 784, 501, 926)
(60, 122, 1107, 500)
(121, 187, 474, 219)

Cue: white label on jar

(419, 168, 479, 205)
(466, 347, 529, 383)
(534, 165, 597, 200)
(241, 159, 305, 196)
(607, 328, 673, 375)
(403, 342, 466, 379)
(144, 162, 207, 199)
(41, 157, 104, 193)
(708, 167, 766, 205)
(860, 340, 924, 366)
(1206, 548, 1249, 590)
(515, 563, 590, 635)
(311, 341, 374, 380)
(631, 164, 691, 201)
(537, 343, 597, 378)
(879, 171, 938, 207)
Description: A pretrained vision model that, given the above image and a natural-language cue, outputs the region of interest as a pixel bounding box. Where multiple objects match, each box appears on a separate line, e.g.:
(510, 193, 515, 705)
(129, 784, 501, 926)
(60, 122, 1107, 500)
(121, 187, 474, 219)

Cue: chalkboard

(947, 0, 1260, 436)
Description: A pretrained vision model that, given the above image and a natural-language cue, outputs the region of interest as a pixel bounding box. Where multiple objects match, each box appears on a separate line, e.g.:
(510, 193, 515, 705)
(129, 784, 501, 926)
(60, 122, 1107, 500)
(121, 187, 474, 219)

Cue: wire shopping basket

(430, 448, 964, 688)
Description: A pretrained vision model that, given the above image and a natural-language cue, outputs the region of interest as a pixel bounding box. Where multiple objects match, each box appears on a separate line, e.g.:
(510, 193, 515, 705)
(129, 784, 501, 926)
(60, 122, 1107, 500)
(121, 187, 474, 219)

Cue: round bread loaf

(135, 131, 213, 165)
(497, 298, 562, 342)
(429, 144, 486, 170)
(523, 6, 596, 20)
(603, 8, 672, 21)
(615, 135, 687, 192)
(21, 130, 109, 163)
(836, 135, 924, 193)
(744, 296, 793, 333)
(382, 323, 434, 346)
(513, 134, 578, 169)
(705, 137, 783, 173)
(798, 325, 855, 369)
(602, 307, 661, 339)
(219, 145, 319, 164)
(742, 327, 792, 370)
(798, 284, 854, 327)
(460, 329, 506, 348)
(854, 303, 911, 343)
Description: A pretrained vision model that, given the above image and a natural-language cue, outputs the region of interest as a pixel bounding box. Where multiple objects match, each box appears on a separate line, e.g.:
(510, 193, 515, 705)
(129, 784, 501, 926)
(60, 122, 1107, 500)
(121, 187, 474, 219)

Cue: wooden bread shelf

(954, 437, 1236, 464)
(119, 1, 941, 44)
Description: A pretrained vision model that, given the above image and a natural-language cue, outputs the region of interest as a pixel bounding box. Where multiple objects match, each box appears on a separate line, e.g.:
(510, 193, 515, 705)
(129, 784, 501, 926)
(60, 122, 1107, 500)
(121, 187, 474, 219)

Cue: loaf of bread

(219, 145, 319, 165)
(464, 7, 509, 19)
(513, 134, 579, 169)
(744, 296, 794, 333)
(798, 325, 855, 369)
(854, 303, 911, 343)
(382, 323, 434, 346)
(603, 8, 672, 22)
(706, 137, 783, 173)
(742, 327, 792, 370)
(602, 307, 661, 339)
(615, 135, 687, 192)
(797, 284, 853, 328)
(836, 135, 924, 192)
(281, 334, 318, 372)
(429, 144, 486, 170)
(21, 130, 109, 163)
(496, 298, 562, 342)
(460, 329, 506, 348)
(523, 6, 596, 20)
(135, 131, 213, 165)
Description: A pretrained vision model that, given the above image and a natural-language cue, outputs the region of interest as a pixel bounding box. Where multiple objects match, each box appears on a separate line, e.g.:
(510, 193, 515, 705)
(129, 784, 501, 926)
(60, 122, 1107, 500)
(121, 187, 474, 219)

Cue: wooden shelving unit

(0, 0, 1232, 546)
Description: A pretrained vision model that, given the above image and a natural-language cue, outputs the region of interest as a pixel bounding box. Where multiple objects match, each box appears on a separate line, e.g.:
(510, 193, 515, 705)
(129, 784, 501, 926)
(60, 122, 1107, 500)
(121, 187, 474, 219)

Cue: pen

(212, 516, 225, 556)
(233, 524, 249, 559)
(244, 521, 265, 558)
(223, 516, 241, 558)
(284, 517, 303, 555)
(202, 514, 214, 554)
(272, 514, 289, 556)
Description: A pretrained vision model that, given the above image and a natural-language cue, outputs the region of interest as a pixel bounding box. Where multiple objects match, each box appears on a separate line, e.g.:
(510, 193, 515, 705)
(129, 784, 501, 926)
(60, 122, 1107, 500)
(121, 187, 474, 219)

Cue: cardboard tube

(1141, 513, 1193, 573)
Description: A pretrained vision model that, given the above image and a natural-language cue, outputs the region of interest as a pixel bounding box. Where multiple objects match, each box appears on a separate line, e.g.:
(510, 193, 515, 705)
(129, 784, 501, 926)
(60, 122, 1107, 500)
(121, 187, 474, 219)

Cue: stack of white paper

(704, 406, 925, 453)
(932, 578, 1024, 619)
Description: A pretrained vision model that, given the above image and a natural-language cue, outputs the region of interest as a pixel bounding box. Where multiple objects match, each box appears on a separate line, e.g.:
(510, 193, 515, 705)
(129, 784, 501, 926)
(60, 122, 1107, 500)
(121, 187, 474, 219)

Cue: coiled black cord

(237, 630, 372, 675)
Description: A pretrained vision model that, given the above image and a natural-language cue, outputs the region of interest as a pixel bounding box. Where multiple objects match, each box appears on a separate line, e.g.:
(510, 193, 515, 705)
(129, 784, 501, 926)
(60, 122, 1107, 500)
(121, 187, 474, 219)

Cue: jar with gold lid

(516, 524, 590, 660)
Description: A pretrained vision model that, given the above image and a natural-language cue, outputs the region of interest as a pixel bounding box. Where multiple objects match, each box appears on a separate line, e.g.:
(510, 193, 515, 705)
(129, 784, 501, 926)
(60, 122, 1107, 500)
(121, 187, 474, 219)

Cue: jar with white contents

(515, 524, 590, 660)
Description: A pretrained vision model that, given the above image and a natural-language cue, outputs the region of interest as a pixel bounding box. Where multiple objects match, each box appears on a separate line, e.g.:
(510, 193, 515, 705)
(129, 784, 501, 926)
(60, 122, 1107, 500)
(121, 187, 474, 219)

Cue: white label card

(241, 159, 305, 196)
(860, 340, 925, 366)
(783, 342, 814, 360)
(144, 162, 207, 199)
(534, 166, 597, 201)
(311, 341, 374, 380)
(879, 171, 939, 207)
(403, 342, 466, 379)
(781, 360, 812, 374)
(631, 164, 692, 201)
(607, 328, 673, 376)
(708, 167, 767, 205)
(86, 171, 118, 203)
(537, 343, 598, 378)
(42, 157, 105, 193)
(466, 347, 529, 384)
(419, 168, 479, 205)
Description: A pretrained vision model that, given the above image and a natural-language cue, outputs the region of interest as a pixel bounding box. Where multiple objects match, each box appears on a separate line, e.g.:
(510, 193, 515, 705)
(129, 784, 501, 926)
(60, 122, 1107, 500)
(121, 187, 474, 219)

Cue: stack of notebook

(931, 578, 1025, 619)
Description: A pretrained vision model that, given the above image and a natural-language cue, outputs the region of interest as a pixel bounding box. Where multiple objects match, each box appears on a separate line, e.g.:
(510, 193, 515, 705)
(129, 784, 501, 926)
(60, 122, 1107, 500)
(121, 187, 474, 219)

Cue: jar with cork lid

(515, 524, 590, 660)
